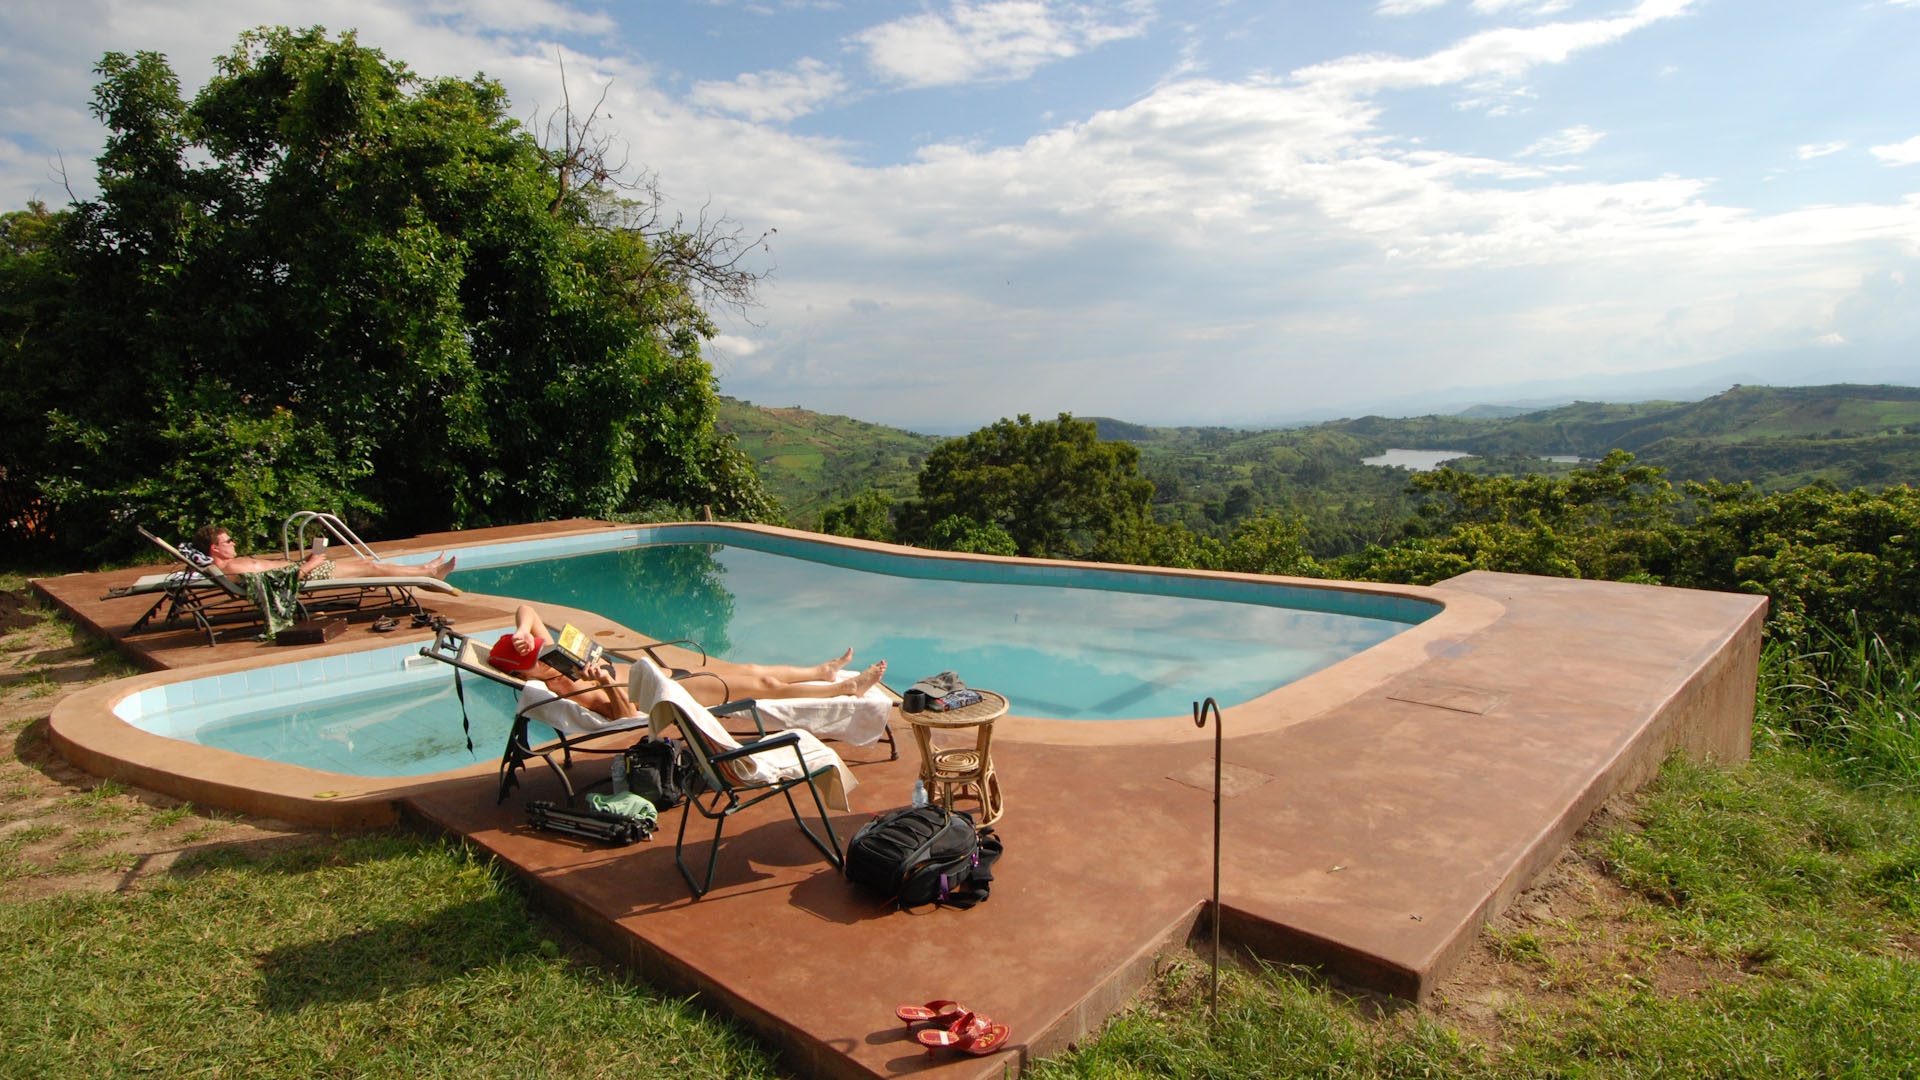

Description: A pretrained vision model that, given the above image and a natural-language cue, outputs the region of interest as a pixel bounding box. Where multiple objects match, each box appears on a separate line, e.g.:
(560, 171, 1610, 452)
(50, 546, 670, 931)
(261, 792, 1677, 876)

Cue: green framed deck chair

(635, 657, 852, 899)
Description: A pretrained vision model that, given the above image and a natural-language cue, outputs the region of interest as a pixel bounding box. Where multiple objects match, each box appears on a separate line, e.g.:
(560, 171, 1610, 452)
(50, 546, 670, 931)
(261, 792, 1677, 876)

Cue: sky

(3, 0, 1918, 428)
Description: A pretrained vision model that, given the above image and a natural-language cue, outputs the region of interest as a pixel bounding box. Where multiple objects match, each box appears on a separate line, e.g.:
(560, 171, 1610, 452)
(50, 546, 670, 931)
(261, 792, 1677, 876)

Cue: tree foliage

(899, 413, 1153, 561)
(0, 27, 774, 558)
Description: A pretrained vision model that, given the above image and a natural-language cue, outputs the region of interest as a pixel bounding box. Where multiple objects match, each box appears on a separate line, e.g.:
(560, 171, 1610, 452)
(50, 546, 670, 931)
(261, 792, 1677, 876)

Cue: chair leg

(675, 798, 729, 899)
(781, 781, 844, 868)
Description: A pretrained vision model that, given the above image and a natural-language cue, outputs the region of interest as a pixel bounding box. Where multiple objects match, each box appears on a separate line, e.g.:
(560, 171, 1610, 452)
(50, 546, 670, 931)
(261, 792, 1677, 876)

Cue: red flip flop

(895, 1000, 967, 1028)
(917, 1011, 1011, 1056)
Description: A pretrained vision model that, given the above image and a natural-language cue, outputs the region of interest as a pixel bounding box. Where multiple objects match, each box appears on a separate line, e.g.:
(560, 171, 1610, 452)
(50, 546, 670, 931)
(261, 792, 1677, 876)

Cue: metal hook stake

(1193, 696, 1222, 1028)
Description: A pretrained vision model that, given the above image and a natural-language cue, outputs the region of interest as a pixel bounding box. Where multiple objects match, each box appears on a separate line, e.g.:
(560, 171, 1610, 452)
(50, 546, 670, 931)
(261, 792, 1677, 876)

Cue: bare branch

(528, 59, 773, 321)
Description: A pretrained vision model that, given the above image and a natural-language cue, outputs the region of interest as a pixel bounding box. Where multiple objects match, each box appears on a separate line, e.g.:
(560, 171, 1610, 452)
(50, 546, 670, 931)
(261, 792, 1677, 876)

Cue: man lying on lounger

(487, 605, 887, 722)
(191, 525, 457, 581)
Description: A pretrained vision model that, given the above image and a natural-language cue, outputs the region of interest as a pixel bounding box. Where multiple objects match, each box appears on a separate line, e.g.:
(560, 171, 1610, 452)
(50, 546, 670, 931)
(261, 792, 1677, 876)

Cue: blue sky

(3, 0, 1917, 427)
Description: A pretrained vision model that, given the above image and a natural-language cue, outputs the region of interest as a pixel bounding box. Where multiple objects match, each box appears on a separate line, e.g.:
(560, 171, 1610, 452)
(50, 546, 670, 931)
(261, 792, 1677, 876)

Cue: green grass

(0, 834, 785, 1080)
(1759, 622, 1920, 790)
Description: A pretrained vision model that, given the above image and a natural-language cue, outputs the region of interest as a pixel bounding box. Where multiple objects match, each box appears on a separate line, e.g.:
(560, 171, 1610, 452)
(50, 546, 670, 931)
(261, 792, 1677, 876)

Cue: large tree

(900, 413, 1154, 561)
(0, 27, 774, 558)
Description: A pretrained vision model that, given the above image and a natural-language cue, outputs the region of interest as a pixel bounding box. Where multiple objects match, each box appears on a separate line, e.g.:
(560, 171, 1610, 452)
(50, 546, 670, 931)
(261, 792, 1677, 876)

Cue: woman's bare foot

(424, 553, 455, 579)
(815, 648, 854, 680)
(847, 660, 886, 696)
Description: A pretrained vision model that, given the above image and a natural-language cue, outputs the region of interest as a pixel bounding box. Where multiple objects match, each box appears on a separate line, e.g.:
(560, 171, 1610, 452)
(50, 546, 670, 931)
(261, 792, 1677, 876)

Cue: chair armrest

(611, 638, 710, 668)
(708, 729, 801, 764)
(673, 670, 733, 703)
(711, 698, 769, 735)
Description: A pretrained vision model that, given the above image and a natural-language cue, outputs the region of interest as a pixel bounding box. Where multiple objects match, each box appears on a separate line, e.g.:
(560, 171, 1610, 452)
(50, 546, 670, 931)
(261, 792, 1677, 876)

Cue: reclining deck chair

(121, 526, 460, 645)
(635, 657, 854, 899)
(417, 625, 714, 805)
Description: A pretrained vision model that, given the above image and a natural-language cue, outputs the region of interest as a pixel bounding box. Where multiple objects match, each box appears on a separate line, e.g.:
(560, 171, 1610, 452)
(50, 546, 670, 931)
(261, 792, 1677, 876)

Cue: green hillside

(715, 397, 941, 525)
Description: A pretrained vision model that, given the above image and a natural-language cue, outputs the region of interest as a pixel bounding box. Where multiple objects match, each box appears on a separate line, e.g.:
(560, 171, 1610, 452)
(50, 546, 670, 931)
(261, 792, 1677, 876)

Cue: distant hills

(719, 384, 1920, 531)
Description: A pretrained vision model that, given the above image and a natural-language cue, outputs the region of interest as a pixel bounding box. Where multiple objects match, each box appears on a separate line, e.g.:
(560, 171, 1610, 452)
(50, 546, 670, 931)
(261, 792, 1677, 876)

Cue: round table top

(902, 689, 1008, 727)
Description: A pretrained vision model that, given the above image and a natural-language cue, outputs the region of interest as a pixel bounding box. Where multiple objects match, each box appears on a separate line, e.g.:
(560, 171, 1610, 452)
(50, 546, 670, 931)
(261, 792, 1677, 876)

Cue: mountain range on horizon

(1185, 343, 1920, 432)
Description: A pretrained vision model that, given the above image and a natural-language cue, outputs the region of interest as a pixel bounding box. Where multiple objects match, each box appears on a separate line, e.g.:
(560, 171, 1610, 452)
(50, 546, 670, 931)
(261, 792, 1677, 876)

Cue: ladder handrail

(282, 511, 381, 564)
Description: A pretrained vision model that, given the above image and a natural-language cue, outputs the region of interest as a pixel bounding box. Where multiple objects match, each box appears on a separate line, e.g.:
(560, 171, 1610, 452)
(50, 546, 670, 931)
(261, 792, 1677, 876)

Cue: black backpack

(622, 736, 694, 810)
(844, 805, 1002, 909)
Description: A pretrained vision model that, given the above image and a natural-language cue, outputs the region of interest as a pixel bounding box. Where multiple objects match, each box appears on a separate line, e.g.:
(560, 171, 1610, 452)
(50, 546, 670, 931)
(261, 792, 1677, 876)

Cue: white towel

(516, 679, 645, 737)
(755, 673, 893, 747)
(632, 658, 856, 811)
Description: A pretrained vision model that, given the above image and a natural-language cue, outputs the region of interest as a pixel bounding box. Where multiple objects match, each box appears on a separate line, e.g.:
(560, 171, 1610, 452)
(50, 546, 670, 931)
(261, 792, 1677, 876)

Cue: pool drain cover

(1167, 761, 1272, 796)
(1385, 681, 1504, 715)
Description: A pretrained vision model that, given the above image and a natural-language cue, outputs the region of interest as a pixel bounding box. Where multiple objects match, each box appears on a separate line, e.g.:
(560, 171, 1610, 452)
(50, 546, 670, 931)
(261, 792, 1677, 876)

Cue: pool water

(451, 539, 1427, 721)
(116, 639, 544, 778)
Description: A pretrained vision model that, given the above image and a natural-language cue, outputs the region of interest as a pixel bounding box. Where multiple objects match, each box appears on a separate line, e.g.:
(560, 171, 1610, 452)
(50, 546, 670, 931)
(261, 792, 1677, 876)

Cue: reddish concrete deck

(35, 526, 1766, 1080)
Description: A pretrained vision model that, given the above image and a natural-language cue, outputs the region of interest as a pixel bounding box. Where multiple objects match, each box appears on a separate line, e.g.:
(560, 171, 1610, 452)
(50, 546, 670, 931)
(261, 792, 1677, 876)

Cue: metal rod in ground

(1193, 697, 1223, 1027)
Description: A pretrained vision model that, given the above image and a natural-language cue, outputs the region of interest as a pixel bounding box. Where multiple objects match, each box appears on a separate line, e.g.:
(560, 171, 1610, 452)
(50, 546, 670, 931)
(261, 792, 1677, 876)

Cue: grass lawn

(3, 573, 1917, 1078)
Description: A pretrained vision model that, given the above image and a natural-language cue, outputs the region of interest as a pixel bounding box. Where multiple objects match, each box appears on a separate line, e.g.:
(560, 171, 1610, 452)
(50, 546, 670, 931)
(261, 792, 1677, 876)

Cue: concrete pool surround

(37, 519, 1766, 1080)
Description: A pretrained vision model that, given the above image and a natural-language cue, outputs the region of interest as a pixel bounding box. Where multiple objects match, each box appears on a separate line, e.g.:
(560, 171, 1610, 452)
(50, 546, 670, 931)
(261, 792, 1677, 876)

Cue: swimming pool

(105, 524, 1438, 778)
(448, 525, 1436, 722)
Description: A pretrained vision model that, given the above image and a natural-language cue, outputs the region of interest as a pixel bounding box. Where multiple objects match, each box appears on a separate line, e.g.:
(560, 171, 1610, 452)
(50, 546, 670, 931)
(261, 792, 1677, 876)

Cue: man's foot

(848, 660, 886, 696)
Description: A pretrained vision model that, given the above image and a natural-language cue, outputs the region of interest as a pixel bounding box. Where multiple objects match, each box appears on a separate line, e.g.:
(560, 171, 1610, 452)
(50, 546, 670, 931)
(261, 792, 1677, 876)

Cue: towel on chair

(516, 680, 644, 736)
(755, 673, 892, 746)
(633, 658, 856, 811)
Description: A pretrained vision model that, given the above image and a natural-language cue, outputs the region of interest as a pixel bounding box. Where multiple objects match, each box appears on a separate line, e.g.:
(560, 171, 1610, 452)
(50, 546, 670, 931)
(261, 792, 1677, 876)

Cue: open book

(539, 623, 605, 678)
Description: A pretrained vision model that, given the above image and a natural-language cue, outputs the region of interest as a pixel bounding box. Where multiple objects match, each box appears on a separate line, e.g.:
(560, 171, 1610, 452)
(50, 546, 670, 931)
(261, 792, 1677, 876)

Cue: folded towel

(908, 671, 967, 697)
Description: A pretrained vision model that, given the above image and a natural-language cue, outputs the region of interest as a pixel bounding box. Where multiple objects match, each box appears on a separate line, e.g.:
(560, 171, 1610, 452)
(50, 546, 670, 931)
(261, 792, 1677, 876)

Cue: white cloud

(1797, 141, 1848, 160)
(1872, 135, 1920, 166)
(1471, 0, 1573, 15)
(1296, 0, 1697, 107)
(1376, 0, 1447, 15)
(1519, 123, 1602, 157)
(690, 58, 847, 122)
(853, 1, 1151, 89)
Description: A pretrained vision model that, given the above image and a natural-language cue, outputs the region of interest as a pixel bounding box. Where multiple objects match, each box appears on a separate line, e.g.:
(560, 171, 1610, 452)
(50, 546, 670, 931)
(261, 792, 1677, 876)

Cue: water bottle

(911, 780, 928, 808)
(610, 752, 629, 795)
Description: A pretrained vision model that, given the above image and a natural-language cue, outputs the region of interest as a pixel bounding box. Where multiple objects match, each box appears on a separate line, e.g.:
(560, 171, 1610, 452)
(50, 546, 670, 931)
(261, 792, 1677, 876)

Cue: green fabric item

(589, 792, 657, 826)
(241, 564, 303, 639)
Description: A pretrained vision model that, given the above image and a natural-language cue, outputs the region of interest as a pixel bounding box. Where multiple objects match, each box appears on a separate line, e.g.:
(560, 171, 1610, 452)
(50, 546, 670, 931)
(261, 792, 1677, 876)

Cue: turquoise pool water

(449, 529, 1433, 722)
(115, 636, 538, 778)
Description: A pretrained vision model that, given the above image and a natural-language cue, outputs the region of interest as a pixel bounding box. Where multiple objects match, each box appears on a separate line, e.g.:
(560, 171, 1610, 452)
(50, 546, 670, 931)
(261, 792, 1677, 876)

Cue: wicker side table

(905, 690, 1008, 826)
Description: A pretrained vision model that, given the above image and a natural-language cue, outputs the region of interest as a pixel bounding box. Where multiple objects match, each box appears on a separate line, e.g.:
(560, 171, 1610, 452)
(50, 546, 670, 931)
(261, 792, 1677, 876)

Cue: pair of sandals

(371, 612, 454, 633)
(894, 1000, 1011, 1056)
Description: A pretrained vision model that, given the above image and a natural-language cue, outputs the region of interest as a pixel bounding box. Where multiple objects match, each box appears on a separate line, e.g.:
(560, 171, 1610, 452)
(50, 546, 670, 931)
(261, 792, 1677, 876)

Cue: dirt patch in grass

(0, 590, 38, 635)
(0, 602, 328, 903)
(1421, 797, 1749, 1048)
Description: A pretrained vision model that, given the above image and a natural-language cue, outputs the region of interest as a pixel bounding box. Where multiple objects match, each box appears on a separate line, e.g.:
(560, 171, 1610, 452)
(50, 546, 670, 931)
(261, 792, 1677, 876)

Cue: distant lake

(1361, 449, 1474, 471)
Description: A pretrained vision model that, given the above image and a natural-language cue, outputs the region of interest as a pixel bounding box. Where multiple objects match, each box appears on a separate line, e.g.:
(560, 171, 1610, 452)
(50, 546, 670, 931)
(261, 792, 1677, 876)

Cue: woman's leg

(723, 661, 886, 700)
(705, 648, 854, 686)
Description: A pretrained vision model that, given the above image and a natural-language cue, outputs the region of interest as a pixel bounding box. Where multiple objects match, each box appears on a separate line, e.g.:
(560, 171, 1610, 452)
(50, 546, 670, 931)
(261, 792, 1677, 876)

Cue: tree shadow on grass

(255, 897, 541, 1012)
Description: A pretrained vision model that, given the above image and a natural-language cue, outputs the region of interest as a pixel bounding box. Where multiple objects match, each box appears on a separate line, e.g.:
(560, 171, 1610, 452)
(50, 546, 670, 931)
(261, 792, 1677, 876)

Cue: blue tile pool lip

(48, 522, 1504, 824)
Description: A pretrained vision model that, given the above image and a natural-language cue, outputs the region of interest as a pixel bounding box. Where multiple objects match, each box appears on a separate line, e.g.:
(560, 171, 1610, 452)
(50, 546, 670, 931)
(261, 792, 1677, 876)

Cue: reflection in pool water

(450, 538, 1432, 722)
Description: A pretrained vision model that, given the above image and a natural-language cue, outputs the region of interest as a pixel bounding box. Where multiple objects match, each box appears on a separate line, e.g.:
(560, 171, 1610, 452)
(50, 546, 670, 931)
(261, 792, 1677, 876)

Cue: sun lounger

(117, 526, 459, 645)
